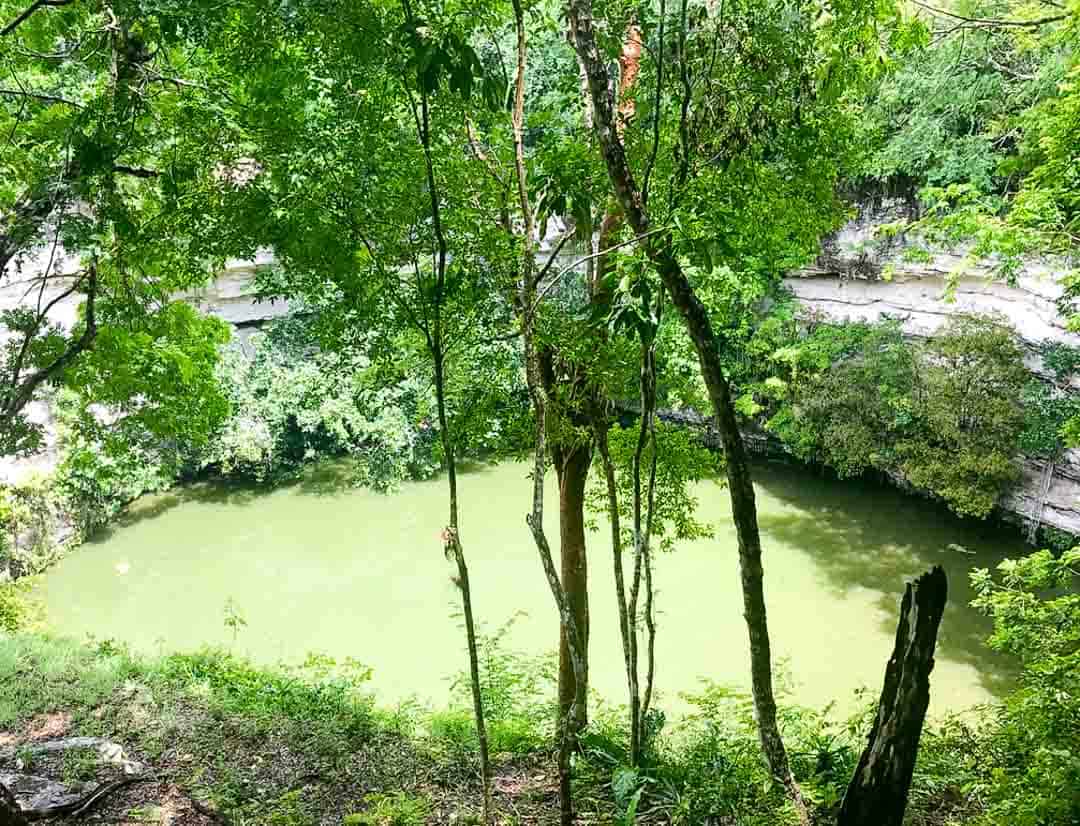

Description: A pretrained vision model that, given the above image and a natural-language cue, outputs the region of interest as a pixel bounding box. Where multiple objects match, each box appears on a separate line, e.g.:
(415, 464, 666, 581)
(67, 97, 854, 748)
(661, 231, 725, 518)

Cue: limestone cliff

(785, 207, 1080, 538)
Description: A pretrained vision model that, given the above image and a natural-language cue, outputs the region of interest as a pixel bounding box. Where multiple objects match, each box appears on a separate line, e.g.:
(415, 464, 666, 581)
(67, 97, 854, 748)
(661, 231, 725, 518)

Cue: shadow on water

(752, 460, 1021, 700)
(87, 481, 268, 542)
(88, 456, 506, 541)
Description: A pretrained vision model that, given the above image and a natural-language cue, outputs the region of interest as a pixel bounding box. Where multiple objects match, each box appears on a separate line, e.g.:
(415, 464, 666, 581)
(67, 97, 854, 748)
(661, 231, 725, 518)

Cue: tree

(0, 0, 263, 454)
(191, 2, 527, 817)
(563, 0, 890, 816)
(838, 566, 949, 826)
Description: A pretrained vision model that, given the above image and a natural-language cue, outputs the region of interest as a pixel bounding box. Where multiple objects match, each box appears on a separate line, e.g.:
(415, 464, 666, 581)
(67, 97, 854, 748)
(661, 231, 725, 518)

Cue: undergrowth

(0, 631, 1008, 825)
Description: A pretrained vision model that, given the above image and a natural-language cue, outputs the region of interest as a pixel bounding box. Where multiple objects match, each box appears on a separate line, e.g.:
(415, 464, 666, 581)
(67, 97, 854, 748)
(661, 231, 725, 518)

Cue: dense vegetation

(1, 0, 1079, 824)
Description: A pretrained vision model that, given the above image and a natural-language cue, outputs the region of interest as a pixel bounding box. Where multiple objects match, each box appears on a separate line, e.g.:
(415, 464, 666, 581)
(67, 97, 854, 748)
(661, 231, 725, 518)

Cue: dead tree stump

(838, 565, 948, 826)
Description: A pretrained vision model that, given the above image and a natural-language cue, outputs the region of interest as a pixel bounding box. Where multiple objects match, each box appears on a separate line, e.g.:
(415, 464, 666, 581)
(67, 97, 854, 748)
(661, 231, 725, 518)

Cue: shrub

(200, 319, 441, 487)
(969, 549, 1080, 826)
(0, 477, 67, 577)
(758, 315, 1029, 518)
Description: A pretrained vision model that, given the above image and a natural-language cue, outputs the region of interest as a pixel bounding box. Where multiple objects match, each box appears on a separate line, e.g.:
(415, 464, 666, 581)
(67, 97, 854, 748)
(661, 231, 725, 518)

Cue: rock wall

(785, 209, 1080, 539)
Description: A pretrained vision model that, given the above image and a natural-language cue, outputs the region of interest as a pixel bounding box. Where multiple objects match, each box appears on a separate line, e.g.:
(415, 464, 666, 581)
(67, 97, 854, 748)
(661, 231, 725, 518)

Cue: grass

(0, 632, 995, 825)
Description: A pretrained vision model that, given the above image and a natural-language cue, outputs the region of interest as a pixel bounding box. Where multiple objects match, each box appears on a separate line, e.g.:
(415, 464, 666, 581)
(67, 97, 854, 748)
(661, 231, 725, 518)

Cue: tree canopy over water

(0, 0, 1078, 824)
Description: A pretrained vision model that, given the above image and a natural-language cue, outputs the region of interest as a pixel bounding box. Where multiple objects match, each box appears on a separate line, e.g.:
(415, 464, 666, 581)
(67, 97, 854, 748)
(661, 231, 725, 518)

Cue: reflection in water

(39, 459, 1023, 715)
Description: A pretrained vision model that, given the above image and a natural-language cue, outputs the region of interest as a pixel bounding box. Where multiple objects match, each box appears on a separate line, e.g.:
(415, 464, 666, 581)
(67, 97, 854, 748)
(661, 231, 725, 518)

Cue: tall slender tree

(564, 0, 888, 816)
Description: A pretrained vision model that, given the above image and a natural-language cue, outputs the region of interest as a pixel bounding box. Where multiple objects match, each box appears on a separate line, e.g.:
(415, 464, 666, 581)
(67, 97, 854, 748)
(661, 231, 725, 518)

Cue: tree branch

(112, 164, 159, 178)
(1, 263, 97, 423)
(1, 0, 74, 37)
(0, 87, 82, 107)
(913, 0, 1067, 29)
(530, 227, 667, 312)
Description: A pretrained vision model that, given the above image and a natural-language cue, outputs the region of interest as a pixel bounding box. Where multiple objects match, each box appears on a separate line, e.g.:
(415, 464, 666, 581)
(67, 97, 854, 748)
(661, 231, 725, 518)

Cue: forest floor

(0, 634, 566, 826)
(0, 633, 989, 826)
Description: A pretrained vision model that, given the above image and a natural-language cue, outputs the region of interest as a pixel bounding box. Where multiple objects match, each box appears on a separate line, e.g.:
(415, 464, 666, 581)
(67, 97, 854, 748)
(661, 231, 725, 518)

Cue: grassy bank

(0, 632, 1000, 826)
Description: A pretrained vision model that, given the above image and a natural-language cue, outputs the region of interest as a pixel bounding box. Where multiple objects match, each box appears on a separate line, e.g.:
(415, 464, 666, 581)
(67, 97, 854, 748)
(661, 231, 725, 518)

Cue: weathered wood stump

(838, 565, 948, 826)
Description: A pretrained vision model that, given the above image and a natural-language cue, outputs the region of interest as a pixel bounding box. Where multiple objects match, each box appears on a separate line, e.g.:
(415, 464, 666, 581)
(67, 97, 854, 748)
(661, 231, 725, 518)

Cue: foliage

(1019, 380, 1080, 458)
(853, 1, 1079, 292)
(437, 616, 555, 759)
(586, 421, 720, 553)
(46, 302, 231, 534)
(969, 549, 1080, 826)
(856, 4, 1060, 198)
(157, 648, 375, 733)
(0, 476, 66, 576)
(51, 388, 177, 535)
(64, 302, 232, 449)
(0, 0, 272, 452)
(201, 319, 441, 488)
(897, 315, 1029, 517)
(765, 319, 915, 478)
(656, 684, 801, 825)
(1, 624, 1077, 826)
(0, 580, 38, 633)
(344, 793, 432, 826)
(756, 315, 1028, 517)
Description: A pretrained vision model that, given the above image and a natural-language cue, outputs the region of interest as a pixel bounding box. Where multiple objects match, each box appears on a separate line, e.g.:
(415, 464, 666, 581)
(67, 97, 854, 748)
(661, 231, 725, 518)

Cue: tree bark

(594, 424, 636, 748)
(563, 1, 808, 819)
(556, 443, 591, 739)
(838, 566, 948, 826)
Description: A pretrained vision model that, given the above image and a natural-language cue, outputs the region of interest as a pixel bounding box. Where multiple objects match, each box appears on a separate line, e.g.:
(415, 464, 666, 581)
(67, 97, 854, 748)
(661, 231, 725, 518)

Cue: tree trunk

(563, 2, 808, 820)
(595, 423, 639, 763)
(839, 566, 948, 826)
(556, 443, 591, 739)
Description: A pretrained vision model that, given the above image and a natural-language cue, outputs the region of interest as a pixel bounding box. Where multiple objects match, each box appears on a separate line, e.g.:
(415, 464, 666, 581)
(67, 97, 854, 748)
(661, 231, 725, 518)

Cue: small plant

(223, 598, 247, 645)
(14, 745, 34, 772)
(344, 792, 432, 826)
(612, 767, 645, 826)
(61, 747, 99, 783)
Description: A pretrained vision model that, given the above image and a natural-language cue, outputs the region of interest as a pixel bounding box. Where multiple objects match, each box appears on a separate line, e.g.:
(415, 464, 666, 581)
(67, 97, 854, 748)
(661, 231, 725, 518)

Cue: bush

(0, 477, 67, 577)
(51, 422, 174, 536)
(0, 582, 33, 633)
(757, 315, 1029, 518)
(199, 319, 441, 488)
(969, 549, 1080, 825)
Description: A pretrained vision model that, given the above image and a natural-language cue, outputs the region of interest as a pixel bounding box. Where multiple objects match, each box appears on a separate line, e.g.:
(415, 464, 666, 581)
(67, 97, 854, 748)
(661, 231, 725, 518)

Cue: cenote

(38, 459, 1018, 716)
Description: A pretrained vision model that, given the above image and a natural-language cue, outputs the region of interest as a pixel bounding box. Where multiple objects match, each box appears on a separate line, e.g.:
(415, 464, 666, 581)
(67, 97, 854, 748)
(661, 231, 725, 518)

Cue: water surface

(39, 460, 1020, 715)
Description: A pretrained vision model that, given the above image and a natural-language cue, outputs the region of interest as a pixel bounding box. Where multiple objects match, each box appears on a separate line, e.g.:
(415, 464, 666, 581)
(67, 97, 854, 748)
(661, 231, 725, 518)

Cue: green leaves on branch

(754, 315, 1030, 518)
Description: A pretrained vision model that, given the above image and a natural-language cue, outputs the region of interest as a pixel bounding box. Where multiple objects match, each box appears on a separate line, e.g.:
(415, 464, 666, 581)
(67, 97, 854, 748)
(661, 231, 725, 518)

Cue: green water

(38, 459, 1019, 715)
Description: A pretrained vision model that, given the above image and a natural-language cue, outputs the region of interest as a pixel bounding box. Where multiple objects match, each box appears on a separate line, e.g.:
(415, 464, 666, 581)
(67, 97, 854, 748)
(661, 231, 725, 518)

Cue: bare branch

(0, 87, 82, 107)
(464, 117, 506, 188)
(531, 227, 667, 311)
(1, 262, 97, 425)
(913, 0, 1067, 29)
